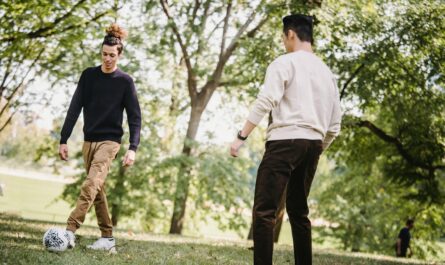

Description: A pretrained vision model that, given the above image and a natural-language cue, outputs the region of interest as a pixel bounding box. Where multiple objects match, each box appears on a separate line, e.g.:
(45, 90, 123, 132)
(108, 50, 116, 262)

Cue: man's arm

(245, 61, 288, 126)
(59, 71, 85, 160)
(122, 77, 142, 166)
(322, 78, 342, 150)
(230, 61, 288, 157)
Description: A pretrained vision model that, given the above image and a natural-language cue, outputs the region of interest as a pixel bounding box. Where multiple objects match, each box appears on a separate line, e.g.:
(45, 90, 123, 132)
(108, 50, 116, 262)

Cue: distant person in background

(58, 23, 141, 252)
(396, 219, 414, 258)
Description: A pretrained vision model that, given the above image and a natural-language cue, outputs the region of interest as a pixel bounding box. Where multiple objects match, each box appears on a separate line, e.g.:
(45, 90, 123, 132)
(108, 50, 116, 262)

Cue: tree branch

(223, 7, 258, 58)
(220, 0, 232, 59)
(340, 62, 365, 100)
(0, 110, 17, 133)
(1, 0, 87, 42)
(194, 0, 212, 65)
(160, 0, 197, 101)
(54, 10, 111, 35)
(206, 18, 226, 42)
(191, 0, 201, 23)
(0, 56, 13, 98)
(0, 48, 44, 121)
(245, 16, 269, 38)
(198, 4, 268, 108)
(356, 119, 445, 170)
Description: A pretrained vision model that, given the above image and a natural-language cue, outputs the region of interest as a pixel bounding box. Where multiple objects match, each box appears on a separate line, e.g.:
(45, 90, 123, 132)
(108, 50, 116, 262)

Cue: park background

(0, 0, 444, 264)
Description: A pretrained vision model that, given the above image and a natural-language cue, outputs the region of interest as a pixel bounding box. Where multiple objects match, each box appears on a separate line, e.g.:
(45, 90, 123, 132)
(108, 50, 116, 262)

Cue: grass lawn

(0, 174, 443, 264)
(0, 214, 441, 265)
(0, 174, 94, 225)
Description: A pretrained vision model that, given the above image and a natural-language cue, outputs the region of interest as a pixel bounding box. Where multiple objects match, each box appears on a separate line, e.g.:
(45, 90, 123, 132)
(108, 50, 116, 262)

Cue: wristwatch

(237, 131, 248, 141)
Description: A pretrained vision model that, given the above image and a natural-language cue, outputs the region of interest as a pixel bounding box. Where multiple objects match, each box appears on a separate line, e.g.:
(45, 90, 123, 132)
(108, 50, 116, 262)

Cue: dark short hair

(406, 219, 414, 226)
(282, 14, 314, 44)
(102, 24, 127, 54)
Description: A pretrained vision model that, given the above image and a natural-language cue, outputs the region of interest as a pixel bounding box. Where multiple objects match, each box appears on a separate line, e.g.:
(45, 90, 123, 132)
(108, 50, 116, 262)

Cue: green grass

(0, 174, 443, 264)
(0, 214, 441, 265)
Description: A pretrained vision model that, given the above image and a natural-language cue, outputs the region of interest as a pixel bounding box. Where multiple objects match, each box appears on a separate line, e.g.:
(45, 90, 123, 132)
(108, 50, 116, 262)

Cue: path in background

(0, 166, 74, 183)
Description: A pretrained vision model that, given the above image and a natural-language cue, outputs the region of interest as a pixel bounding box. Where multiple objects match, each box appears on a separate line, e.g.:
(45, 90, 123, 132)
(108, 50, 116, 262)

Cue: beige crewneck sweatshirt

(247, 50, 342, 150)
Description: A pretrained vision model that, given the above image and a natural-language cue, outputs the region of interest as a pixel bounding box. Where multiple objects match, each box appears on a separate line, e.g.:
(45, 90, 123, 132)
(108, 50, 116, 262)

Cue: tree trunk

(169, 106, 203, 234)
(111, 166, 126, 227)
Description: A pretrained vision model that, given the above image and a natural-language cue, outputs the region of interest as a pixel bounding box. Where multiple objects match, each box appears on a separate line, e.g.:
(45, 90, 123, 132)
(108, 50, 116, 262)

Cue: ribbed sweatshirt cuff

(129, 145, 138, 152)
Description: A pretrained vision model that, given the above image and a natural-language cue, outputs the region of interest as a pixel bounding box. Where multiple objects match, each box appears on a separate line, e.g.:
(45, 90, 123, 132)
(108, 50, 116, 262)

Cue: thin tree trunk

(169, 106, 203, 234)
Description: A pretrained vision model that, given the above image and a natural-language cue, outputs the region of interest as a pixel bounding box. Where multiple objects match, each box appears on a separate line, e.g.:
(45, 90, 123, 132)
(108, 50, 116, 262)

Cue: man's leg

(253, 140, 306, 265)
(91, 141, 119, 237)
(286, 140, 322, 265)
(66, 141, 94, 233)
(94, 180, 113, 237)
(93, 141, 119, 239)
(66, 141, 119, 233)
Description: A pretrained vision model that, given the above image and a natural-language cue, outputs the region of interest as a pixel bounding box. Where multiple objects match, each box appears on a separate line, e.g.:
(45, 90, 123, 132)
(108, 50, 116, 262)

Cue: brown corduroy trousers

(253, 139, 323, 265)
(66, 141, 120, 237)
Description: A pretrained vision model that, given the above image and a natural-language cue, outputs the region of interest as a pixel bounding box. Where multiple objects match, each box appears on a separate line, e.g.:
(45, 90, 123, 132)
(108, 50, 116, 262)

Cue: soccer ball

(43, 228, 69, 252)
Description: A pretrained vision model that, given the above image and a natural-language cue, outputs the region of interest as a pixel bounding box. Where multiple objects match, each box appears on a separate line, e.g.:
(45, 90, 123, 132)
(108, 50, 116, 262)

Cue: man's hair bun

(105, 23, 128, 40)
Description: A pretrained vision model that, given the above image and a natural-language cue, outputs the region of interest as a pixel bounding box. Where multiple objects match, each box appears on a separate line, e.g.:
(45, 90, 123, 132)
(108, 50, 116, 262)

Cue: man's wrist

(237, 131, 248, 141)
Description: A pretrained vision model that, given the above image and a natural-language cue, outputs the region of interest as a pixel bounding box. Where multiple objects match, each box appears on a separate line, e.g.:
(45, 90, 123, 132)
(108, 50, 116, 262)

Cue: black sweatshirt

(60, 66, 141, 151)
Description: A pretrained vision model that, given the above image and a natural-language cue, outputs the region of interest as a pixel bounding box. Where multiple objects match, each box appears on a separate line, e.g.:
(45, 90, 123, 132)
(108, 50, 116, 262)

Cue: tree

(151, 0, 271, 234)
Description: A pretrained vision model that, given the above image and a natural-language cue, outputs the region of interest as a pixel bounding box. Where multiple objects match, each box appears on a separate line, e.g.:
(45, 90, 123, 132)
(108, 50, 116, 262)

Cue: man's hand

(122, 150, 136, 167)
(59, 144, 69, 161)
(230, 139, 245, 157)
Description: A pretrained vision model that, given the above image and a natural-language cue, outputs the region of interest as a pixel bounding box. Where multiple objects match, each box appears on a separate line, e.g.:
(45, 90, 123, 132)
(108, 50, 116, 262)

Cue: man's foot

(65, 230, 76, 249)
(87, 237, 116, 253)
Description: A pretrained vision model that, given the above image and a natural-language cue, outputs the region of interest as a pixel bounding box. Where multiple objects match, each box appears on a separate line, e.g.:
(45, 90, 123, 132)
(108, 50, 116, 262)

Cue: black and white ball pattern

(43, 228, 69, 252)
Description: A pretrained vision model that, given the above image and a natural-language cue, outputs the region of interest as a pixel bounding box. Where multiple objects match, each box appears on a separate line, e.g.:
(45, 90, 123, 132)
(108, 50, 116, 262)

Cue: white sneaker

(65, 230, 76, 249)
(87, 237, 116, 253)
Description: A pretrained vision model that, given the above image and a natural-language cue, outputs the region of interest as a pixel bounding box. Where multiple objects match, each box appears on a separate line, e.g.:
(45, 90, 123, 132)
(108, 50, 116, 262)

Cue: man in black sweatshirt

(58, 24, 141, 253)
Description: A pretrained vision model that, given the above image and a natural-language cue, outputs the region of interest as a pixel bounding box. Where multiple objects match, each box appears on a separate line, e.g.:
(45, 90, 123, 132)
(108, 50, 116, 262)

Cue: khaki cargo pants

(66, 140, 120, 237)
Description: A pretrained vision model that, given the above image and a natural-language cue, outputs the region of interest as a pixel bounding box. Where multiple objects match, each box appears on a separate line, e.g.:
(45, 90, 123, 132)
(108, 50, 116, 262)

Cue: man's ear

(283, 29, 289, 38)
(289, 30, 297, 40)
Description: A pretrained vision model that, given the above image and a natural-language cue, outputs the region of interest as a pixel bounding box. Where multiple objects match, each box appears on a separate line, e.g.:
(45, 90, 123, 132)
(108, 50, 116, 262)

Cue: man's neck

(101, 65, 117, 74)
(289, 41, 313, 53)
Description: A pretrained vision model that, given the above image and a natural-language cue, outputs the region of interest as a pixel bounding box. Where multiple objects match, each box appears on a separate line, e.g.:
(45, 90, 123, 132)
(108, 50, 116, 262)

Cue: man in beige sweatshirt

(230, 14, 342, 265)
